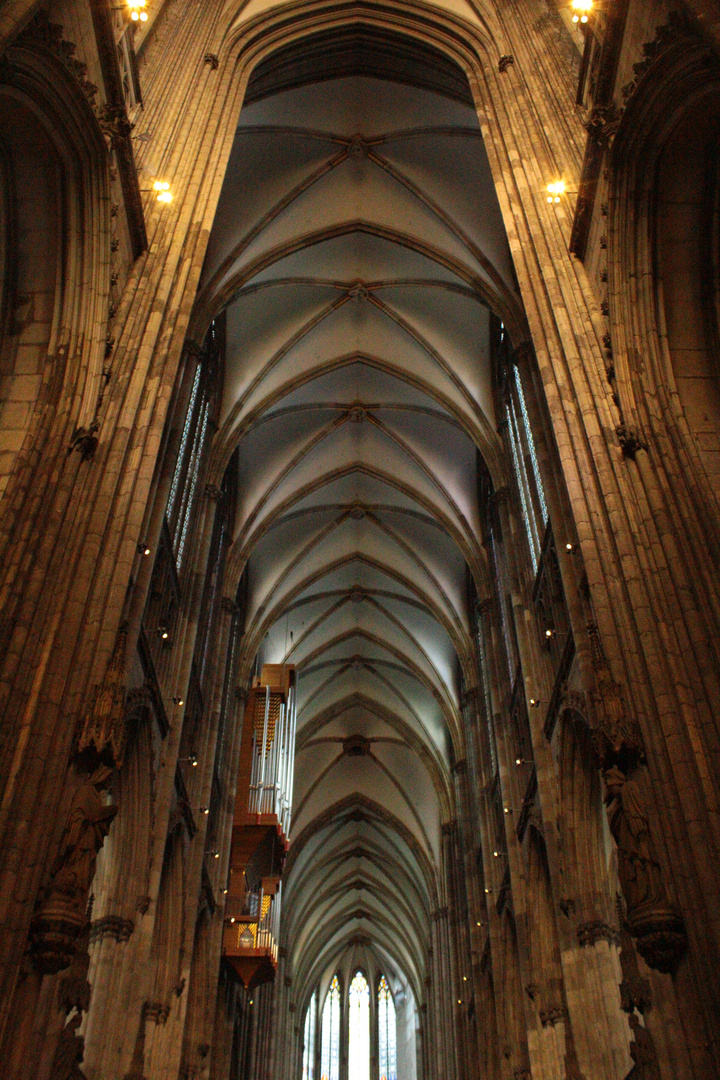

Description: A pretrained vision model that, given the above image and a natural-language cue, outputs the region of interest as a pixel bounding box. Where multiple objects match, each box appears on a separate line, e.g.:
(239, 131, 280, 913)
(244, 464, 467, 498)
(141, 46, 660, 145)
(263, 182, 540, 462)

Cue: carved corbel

(584, 102, 621, 146)
(616, 425, 648, 459)
(539, 1006, 567, 1028)
(96, 104, 134, 150)
(68, 422, 99, 461)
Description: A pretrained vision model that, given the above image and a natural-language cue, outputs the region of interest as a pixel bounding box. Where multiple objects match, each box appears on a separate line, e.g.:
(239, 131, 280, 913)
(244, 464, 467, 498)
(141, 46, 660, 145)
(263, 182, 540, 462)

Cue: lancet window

(378, 976, 397, 1080)
(166, 320, 224, 573)
(166, 358, 210, 570)
(320, 975, 341, 1080)
(504, 358, 548, 573)
(348, 971, 370, 1080)
(303, 990, 318, 1080)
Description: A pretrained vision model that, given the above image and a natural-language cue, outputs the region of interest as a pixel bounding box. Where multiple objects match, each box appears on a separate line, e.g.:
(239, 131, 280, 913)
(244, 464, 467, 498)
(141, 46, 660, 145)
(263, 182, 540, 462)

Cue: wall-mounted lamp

(516, 757, 530, 766)
(137, 542, 151, 556)
(565, 542, 578, 553)
(547, 180, 565, 203)
(172, 696, 184, 706)
(571, 0, 593, 23)
(153, 180, 173, 203)
(546, 180, 578, 203)
(157, 621, 169, 640)
(180, 755, 198, 767)
(200, 805, 209, 815)
(141, 180, 173, 202)
(128, 0, 148, 22)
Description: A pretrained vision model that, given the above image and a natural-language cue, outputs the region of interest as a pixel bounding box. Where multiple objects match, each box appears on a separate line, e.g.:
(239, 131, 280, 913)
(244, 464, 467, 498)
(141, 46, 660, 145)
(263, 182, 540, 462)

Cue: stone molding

(577, 920, 620, 948)
(540, 1005, 567, 1028)
(90, 915, 135, 944)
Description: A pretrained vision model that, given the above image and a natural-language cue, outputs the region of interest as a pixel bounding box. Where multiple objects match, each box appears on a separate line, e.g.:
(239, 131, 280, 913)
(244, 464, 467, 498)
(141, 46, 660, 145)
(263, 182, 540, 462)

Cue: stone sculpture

(603, 767, 685, 972)
(30, 766, 117, 973)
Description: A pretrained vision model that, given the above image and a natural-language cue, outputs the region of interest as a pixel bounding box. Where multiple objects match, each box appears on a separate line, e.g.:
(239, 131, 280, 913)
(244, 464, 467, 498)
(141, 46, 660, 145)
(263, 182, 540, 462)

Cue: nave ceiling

(194, 55, 522, 1006)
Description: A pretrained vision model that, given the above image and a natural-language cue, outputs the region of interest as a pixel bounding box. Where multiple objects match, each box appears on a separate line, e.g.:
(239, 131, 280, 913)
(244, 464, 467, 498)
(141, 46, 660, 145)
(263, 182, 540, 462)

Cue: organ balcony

(223, 879, 281, 989)
(223, 664, 296, 988)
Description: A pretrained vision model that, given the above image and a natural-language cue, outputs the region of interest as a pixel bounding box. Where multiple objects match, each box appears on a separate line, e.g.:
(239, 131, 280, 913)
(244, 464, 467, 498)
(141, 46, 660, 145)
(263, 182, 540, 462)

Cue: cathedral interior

(1, 1, 720, 1079)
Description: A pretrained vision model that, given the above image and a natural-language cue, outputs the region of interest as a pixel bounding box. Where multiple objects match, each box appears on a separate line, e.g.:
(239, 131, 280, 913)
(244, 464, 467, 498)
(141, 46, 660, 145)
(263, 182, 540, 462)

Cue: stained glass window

(514, 365, 548, 526)
(348, 972, 370, 1080)
(303, 990, 317, 1080)
(320, 976, 341, 1080)
(167, 362, 201, 530)
(505, 363, 549, 574)
(378, 976, 397, 1080)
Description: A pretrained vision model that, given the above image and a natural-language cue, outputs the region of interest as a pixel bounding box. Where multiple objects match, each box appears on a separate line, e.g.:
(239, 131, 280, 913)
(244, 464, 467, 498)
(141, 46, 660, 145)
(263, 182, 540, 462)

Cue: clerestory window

(320, 975, 341, 1080)
(303, 989, 318, 1080)
(378, 975, 397, 1080)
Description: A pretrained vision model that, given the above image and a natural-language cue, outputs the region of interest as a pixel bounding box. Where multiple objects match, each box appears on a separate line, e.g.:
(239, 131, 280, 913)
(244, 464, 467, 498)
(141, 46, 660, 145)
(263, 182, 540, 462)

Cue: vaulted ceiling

(197, 42, 520, 1011)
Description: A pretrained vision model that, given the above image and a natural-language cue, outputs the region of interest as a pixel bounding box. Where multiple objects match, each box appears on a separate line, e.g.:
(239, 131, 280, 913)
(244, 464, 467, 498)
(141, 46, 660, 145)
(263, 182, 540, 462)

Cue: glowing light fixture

(128, 0, 148, 21)
(153, 180, 173, 203)
(571, 0, 593, 23)
(547, 180, 566, 203)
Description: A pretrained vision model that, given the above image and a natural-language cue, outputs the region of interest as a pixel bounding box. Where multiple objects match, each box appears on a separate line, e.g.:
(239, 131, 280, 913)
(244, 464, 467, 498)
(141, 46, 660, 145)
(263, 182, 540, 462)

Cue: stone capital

(90, 915, 135, 944)
(577, 920, 620, 948)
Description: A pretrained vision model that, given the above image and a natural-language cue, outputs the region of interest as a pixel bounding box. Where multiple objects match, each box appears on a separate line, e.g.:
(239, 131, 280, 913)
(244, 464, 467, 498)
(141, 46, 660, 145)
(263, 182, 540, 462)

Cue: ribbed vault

(196, 42, 521, 1040)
